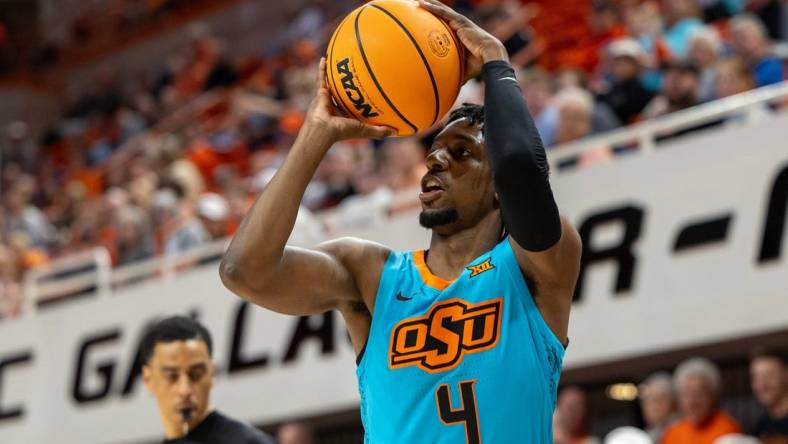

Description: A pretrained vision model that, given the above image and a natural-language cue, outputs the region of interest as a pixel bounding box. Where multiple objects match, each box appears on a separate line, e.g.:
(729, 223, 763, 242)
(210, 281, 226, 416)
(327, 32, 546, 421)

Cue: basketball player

(141, 316, 275, 444)
(220, 0, 581, 441)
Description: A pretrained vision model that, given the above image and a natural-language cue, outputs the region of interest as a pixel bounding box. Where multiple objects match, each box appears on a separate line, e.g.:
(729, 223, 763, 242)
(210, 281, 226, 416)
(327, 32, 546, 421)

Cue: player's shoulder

(318, 237, 393, 310)
(317, 236, 392, 266)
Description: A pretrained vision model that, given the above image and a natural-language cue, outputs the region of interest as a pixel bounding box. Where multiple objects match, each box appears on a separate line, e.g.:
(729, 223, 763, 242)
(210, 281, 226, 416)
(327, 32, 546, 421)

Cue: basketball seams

(328, 13, 360, 120)
(354, 5, 419, 134)
(435, 15, 464, 101)
(368, 3, 441, 127)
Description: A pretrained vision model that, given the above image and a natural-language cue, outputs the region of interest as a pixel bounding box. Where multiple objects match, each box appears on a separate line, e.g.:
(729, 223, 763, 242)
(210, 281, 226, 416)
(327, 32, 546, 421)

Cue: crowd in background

(0, 0, 786, 318)
(0, 0, 234, 74)
(551, 349, 788, 444)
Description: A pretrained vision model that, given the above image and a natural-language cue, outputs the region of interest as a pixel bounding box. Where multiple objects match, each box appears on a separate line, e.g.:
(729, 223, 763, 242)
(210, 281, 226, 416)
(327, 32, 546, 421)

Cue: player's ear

(493, 191, 500, 209)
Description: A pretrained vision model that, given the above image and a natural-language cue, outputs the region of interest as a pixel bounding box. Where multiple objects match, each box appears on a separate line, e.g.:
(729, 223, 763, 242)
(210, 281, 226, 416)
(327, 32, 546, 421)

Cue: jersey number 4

(435, 380, 481, 444)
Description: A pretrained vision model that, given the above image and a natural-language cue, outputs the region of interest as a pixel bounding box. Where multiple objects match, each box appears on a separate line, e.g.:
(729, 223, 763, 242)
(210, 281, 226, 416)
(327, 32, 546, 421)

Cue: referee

(141, 315, 275, 444)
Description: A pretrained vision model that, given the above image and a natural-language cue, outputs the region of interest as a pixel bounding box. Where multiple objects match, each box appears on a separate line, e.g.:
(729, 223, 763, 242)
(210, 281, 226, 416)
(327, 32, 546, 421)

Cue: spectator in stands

(729, 14, 785, 88)
(552, 87, 613, 168)
(749, 347, 788, 443)
(646, 59, 725, 140)
(562, 0, 628, 73)
(714, 57, 756, 99)
(277, 421, 316, 444)
(115, 205, 155, 265)
(196, 193, 233, 241)
(712, 57, 774, 125)
(643, 60, 701, 119)
(554, 386, 601, 444)
(687, 26, 723, 102)
(598, 38, 656, 124)
(623, 0, 669, 92)
(3, 121, 38, 174)
(152, 188, 208, 257)
(639, 371, 679, 443)
(280, 38, 321, 111)
(519, 67, 558, 145)
(141, 315, 275, 443)
(473, 1, 541, 68)
(7, 230, 47, 278)
(555, 87, 596, 146)
(3, 184, 56, 249)
(662, 357, 741, 444)
(660, 0, 704, 58)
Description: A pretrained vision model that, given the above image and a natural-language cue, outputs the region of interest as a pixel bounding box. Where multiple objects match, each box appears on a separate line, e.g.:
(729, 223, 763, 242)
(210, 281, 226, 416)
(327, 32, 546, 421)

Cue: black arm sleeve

(482, 60, 561, 251)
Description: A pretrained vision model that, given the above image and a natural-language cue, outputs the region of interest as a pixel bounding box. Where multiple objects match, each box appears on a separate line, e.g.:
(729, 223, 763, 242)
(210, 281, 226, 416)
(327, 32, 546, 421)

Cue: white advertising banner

(1, 115, 787, 442)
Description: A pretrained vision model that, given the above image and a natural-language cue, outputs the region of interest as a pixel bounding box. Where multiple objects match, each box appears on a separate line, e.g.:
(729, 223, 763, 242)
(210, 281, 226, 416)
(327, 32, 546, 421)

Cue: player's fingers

(330, 98, 351, 118)
(418, 0, 466, 25)
(340, 118, 396, 139)
(363, 125, 397, 139)
(317, 57, 328, 91)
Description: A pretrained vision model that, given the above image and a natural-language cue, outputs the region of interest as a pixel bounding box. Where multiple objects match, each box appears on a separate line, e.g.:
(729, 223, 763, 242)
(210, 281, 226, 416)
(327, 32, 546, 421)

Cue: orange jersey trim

(412, 250, 455, 291)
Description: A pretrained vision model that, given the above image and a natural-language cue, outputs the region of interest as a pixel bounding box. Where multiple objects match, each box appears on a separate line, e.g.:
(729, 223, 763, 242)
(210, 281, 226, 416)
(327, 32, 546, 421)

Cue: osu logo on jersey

(389, 298, 503, 373)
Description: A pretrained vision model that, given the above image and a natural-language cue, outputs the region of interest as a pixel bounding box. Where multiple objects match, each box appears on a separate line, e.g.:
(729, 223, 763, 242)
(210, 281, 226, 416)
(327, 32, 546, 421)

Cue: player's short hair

(447, 103, 484, 129)
(750, 346, 787, 365)
(140, 315, 213, 365)
(673, 357, 721, 395)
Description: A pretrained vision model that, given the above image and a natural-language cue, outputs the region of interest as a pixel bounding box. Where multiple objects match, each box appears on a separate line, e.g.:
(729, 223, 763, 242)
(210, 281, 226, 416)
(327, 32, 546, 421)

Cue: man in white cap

(197, 193, 232, 241)
(597, 37, 655, 124)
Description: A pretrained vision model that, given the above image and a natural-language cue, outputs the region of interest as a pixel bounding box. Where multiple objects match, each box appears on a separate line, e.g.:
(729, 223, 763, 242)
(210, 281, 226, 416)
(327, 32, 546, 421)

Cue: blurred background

(0, 0, 786, 443)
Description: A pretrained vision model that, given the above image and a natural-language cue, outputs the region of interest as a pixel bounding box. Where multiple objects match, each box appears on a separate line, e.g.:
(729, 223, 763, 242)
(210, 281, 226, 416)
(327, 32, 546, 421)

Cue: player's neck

(426, 213, 502, 281)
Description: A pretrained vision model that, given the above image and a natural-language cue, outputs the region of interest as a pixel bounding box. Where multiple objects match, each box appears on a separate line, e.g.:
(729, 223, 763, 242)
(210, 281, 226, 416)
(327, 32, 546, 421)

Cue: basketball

(326, 0, 464, 136)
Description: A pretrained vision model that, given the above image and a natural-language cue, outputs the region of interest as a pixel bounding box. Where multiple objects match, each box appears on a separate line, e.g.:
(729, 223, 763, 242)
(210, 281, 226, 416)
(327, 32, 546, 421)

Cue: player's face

(419, 118, 497, 233)
(143, 339, 214, 437)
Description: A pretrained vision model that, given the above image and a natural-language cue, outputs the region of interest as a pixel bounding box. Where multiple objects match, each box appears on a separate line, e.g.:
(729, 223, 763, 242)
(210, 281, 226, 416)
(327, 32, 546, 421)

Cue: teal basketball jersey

(356, 238, 565, 443)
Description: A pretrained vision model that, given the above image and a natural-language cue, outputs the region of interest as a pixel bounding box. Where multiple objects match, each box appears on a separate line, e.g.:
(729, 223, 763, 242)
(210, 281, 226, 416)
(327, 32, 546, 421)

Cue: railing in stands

(547, 80, 788, 169)
(17, 80, 788, 318)
(23, 239, 229, 317)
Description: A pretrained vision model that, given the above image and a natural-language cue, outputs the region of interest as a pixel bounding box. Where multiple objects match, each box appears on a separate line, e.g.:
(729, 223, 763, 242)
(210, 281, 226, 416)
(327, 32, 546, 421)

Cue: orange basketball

(326, 0, 464, 137)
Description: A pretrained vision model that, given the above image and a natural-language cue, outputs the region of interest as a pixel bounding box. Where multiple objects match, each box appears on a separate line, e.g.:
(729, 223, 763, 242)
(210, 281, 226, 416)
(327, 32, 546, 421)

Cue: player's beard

(419, 208, 459, 228)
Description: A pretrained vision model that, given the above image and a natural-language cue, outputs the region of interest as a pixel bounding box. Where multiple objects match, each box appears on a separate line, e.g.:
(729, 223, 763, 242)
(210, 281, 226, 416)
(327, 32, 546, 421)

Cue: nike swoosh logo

(499, 76, 518, 84)
(396, 292, 413, 301)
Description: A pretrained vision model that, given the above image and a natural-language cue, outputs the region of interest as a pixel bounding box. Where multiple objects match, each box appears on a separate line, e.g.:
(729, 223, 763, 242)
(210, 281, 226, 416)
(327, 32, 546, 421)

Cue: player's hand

(305, 58, 396, 142)
(418, 0, 508, 82)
